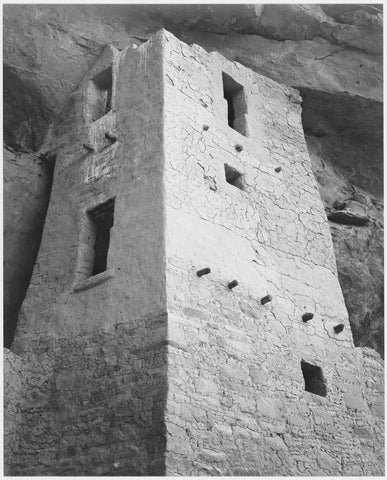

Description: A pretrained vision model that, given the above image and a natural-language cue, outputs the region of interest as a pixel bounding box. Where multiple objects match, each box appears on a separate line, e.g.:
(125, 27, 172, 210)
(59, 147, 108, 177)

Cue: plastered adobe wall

(162, 31, 384, 475)
(7, 33, 168, 475)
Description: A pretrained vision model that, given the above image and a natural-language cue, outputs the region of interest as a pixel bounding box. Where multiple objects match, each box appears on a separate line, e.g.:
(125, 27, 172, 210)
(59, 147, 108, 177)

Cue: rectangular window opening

(225, 164, 245, 191)
(222, 72, 247, 136)
(301, 360, 327, 397)
(88, 67, 113, 122)
(87, 198, 115, 276)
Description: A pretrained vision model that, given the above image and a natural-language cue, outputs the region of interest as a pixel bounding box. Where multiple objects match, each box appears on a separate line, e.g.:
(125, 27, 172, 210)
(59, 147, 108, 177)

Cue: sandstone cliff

(3, 4, 383, 356)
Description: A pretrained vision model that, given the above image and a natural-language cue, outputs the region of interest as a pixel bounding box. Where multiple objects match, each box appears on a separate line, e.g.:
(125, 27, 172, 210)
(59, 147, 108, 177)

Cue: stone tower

(5, 30, 384, 476)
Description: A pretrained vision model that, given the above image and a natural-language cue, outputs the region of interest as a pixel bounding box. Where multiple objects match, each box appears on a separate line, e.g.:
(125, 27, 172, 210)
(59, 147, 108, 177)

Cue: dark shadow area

(3, 66, 53, 151)
(88, 198, 115, 276)
(301, 360, 327, 397)
(299, 87, 384, 358)
(222, 72, 247, 136)
(88, 67, 113, 122)
(3, 146, 55, 347)
(224, 163, 245, 191)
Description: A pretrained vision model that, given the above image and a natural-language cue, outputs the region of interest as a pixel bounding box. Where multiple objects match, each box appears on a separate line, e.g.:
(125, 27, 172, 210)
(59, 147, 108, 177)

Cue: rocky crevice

(3, 145, 54, 347)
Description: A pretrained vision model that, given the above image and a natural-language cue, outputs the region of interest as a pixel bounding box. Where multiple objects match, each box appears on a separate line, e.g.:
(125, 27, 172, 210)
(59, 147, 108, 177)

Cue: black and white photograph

(3, 2, 384, 476)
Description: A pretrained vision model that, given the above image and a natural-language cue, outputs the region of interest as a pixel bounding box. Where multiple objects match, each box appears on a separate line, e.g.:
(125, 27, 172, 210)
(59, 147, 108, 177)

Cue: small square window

(301, 360, 327, 397)
(225, 164, 245, 191)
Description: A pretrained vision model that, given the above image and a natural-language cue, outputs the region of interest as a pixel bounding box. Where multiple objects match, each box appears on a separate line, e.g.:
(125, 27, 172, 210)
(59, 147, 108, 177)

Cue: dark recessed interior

(301, 360, 327, 397)
(88, 67, 113, 122)
(222, 72, 247, 136)
(87, 198, 115, 276)
(225, 163, 245, 191)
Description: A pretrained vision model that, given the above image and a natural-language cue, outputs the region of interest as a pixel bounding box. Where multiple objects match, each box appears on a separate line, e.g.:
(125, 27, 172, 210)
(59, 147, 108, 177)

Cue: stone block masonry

(4, 29, 384, 475)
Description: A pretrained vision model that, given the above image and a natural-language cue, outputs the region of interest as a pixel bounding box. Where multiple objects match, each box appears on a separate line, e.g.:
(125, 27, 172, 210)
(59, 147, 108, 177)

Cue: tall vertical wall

(4, 30, 384, 476)
(162, 31, 384, 475)
(7, 33, 168, 475)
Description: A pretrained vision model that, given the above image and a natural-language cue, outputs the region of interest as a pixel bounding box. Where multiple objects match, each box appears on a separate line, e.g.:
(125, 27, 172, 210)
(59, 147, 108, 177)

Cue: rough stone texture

(7, 37, 168, 476)
(3, 4, 382, 149)
(304, 94, 384, 356)
(3, 4, 383, 357)
(3, 146, 53, 347)
(4, 349, 25, 474)
(7, 322, 168, 476)
(5, 30, 383, 477)
(178, 29, 382, 103)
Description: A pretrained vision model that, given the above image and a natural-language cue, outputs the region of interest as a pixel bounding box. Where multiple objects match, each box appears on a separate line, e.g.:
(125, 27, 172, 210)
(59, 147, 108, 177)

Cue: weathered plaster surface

(4, 30, 384, 476)
(161, 31, 383, 475)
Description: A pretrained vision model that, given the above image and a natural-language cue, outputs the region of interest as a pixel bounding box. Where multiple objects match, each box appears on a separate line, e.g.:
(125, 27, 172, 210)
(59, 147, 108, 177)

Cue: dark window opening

(222, 72, 247, 136)
(88, 67, 113, 122)
(102, 130, 117, 150)
(225, 91, 236, 128)
(87, 198, 115, 276)
(301, 360, 327, 397)
(225, 164, 245, 191)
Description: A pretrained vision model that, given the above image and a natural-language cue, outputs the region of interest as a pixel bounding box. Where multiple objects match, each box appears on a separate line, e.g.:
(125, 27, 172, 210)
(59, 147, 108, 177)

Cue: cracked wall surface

(4, 3, 383, 359)
(161, 31, 383, 475)
(4, 29, 384, 476)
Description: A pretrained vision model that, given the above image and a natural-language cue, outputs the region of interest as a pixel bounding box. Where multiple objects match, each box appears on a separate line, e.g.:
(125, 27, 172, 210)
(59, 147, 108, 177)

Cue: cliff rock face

(3, 4, 383, 355)
(3, 146, 53, 347)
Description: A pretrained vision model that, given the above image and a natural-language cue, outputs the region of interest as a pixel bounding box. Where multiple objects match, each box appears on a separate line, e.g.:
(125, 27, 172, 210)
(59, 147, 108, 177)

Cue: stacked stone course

(4, 29, 384, 476)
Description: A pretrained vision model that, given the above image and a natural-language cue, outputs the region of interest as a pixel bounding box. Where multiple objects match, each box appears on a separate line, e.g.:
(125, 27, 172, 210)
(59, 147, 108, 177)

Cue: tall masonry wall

(4, 29, 384, 476)
(161, 31, 384, 475)
(7, 34, 168, 475)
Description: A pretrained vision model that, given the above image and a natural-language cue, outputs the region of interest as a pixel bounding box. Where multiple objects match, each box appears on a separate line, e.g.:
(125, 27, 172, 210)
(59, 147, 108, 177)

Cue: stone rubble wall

(6, 322, 168, 476)
(4, 349, 25, 474)
(361, 348, 385, 454)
